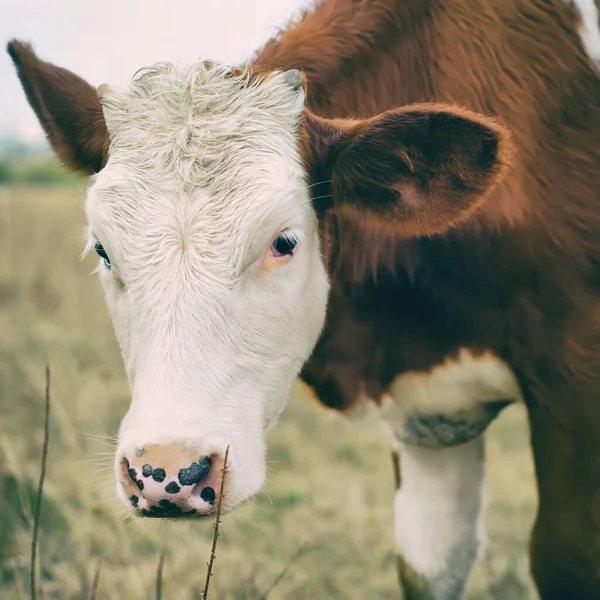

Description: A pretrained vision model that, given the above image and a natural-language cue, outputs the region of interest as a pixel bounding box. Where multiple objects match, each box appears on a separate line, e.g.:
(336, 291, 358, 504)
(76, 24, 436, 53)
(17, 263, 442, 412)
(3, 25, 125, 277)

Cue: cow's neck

(254, 0, 600, 412)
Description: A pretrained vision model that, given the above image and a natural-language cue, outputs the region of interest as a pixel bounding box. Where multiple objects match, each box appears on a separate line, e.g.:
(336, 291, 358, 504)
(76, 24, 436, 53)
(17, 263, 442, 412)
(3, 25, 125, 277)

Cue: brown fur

(299, 104, 513, 237)
(6, 41, 108, 174)
(7, 0, 600, 597)
(254, 1, 600, 597)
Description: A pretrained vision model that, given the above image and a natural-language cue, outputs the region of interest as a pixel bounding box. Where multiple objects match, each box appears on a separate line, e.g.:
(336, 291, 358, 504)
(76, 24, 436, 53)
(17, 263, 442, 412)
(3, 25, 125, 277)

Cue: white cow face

(9, 40, 512, 518)
(86, 64, 330, 514)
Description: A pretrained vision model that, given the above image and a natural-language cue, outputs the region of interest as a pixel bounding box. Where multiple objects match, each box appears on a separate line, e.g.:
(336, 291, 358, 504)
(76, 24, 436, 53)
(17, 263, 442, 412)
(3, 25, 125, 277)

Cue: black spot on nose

(178, 456, 211, 486)
(201, 487, 216, 505)
(128, 467, 137, 481)
(142, 464, 153, 477)
(141, 503, 197, 518)
(152, 468, 166, 483)
(136, 479, 144, 491)
(129, 495, 139, 507)
(165, 482, 181, 494)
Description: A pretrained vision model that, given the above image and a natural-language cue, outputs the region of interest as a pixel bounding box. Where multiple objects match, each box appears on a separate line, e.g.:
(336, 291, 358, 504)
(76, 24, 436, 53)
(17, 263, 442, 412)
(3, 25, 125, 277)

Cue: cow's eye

(271, 231, 298, 257)
(95, 240, 111, 268)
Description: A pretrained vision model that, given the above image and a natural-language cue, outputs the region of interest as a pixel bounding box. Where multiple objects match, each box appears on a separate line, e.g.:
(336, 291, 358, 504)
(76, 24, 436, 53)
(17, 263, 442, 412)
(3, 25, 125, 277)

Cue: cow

(7, 0, 600, 598)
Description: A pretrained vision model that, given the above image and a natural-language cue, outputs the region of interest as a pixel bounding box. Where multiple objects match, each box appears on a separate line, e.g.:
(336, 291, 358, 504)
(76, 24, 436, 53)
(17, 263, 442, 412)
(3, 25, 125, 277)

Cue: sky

(1, 0, 312, 143)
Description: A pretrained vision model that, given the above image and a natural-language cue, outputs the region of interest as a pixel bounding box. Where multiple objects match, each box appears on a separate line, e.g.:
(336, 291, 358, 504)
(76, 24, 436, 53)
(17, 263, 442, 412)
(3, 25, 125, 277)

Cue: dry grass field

(0, 183, 539, 599)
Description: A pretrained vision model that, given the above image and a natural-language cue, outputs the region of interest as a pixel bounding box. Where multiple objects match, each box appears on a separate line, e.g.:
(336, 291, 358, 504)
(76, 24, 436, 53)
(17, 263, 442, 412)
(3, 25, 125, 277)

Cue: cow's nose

(118, 443, 225, 518)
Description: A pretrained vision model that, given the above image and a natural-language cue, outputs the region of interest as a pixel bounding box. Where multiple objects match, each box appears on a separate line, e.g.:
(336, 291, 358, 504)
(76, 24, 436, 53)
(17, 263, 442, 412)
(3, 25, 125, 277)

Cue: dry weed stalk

(30, 366, 51, 600)
(201, 444, 230, 600)
(258, 542, 309, 600)
(89, 560, 102, 600)
(155, 550, 166, 600)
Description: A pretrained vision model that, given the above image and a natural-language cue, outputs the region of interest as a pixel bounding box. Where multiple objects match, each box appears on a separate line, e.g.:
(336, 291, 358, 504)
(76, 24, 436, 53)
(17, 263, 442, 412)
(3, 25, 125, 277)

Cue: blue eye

(95, 240, 111, 268)
(271, 232, 298, 257)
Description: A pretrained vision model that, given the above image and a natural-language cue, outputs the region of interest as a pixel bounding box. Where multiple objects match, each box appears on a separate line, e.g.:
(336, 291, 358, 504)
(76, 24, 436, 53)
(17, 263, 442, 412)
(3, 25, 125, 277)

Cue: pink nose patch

(119, 443, 225, 518)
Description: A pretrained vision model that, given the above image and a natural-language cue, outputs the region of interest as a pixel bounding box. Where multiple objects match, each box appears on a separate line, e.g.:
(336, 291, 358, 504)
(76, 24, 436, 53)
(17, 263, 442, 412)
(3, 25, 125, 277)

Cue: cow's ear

(304, 104, 513, 237)
(7, 39, 109, 175)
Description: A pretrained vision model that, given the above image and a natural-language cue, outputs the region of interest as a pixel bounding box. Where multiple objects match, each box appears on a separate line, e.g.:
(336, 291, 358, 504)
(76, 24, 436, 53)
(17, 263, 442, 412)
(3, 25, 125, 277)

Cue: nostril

(122, 458, 145, 491)
(190, 453, 224, 506)
(127, 466, 137, 481)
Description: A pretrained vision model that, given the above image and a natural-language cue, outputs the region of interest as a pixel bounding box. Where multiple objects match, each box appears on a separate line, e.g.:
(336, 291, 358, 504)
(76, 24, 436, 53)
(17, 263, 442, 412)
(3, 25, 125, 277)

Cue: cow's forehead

(98, 60, 306, 181)
(87, 61, 310, 255)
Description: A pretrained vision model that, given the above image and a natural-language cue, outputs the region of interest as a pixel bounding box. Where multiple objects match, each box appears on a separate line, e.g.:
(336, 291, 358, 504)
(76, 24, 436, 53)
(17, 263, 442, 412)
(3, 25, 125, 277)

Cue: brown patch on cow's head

(7, 39, 109, 175)
(300, 103, 514, 238)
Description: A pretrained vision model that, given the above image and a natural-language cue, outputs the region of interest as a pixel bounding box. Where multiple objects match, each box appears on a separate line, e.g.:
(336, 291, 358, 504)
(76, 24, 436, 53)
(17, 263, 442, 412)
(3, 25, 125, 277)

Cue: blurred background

(1, 1, 538, 598)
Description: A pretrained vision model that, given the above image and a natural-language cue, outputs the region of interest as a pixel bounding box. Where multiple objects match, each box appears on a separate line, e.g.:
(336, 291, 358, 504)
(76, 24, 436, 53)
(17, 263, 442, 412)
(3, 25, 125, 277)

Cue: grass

(0, 184, 538, 599)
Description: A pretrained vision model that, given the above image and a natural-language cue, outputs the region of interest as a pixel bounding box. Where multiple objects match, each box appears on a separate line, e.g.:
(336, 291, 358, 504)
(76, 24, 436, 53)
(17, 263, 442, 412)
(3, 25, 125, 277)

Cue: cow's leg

(527, 398, 600, 599)
(390, 436, 486, 600)
(366, 349, 522, 597)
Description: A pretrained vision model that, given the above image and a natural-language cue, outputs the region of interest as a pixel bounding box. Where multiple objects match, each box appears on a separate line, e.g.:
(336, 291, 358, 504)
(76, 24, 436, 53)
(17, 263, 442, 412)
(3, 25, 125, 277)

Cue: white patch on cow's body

(378, 348, 523, 443)
(394, 437, 486, 599)
(85, 61, 330, 512)
(569, 0, 600, 67)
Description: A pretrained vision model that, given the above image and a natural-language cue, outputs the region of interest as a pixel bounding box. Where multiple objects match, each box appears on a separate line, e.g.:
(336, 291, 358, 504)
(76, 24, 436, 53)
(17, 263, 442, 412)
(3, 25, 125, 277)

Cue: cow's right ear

(7, 40, 109, 175)
(303, 104, 513, 237)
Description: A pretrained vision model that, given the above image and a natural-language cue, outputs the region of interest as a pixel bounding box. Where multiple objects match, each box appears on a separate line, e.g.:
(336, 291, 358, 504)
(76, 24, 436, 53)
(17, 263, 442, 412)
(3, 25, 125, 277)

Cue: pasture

(0, 181, 538, 598)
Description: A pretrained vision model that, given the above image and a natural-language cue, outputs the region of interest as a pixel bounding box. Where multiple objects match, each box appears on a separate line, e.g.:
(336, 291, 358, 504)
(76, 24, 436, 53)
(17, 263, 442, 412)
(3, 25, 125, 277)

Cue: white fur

(394, 438, 486, 599)
(568, 0, 600, 67)
(377, 349, 523, 439)
(84, 61, 330, 511)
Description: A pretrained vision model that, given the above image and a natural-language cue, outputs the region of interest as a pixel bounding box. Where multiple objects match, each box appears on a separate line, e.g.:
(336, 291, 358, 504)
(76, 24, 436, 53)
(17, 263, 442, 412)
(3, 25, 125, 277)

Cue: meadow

(0, 180, 539, 598)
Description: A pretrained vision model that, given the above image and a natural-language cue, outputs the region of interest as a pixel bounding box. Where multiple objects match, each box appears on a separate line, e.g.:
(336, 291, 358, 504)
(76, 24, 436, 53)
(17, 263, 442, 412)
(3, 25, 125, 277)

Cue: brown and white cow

(7, 0, 600, 598)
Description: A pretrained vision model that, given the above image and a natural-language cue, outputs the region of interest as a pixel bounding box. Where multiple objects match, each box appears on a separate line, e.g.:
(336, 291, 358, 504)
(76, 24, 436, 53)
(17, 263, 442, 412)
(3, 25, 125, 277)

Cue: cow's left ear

(304, 104, 513, 237)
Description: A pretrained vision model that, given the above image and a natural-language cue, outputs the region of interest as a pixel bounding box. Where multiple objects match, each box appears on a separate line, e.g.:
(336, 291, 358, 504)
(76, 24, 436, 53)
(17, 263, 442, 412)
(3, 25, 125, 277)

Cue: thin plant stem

(201, 445, 230, 600)
(156, 550, 166, 600)
(258, 543, 308, 600)
(30, 366, 51, 600)
(89, 560, 102, 600)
